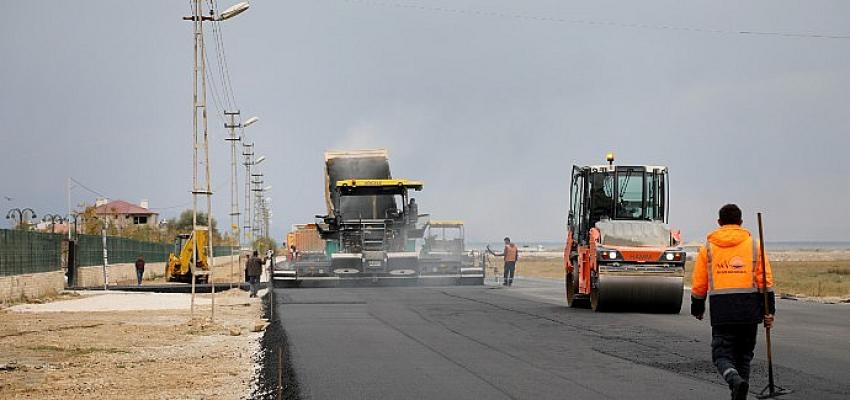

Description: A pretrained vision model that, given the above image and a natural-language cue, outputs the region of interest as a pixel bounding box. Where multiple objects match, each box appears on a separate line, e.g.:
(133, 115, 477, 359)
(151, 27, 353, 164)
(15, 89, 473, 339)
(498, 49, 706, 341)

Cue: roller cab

(565, 154, 684, 313)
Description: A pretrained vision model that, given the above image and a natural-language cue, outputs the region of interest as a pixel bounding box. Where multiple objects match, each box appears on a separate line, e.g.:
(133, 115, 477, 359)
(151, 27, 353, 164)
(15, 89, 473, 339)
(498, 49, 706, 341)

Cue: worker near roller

(691, 204, 775, 400)
(488, 237, 519, 286)
(246, 250, 263, 298)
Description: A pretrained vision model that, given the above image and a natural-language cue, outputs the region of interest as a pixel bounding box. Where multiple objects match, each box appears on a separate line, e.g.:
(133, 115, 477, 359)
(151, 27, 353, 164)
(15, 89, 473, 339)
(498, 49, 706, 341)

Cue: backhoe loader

(165, 228, 211, 283)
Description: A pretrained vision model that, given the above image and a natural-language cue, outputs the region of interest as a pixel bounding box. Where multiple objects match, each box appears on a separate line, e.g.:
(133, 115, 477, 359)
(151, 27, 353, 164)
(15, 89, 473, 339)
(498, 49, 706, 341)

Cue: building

(93, 199, 158, 230)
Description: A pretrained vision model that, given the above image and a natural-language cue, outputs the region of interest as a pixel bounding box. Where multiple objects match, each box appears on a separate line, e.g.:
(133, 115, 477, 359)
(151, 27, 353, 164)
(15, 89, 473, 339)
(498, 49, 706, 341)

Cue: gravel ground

(0, 288, 266, 399)
(10, 291, 213, 313)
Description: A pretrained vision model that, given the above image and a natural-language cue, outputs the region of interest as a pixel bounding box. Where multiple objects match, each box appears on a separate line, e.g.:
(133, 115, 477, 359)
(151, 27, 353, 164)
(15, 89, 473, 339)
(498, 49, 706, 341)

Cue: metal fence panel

(1, 229, 237, 275)
(0, 229, 62, 276)
(75, 234, 172, 266)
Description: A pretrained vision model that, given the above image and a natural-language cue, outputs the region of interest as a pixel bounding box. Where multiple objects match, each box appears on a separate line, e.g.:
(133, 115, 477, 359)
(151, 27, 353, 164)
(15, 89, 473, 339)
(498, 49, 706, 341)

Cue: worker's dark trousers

(503, 261, 516, 286)
(136, 269, 144, 286)
(249, 276, 260, 297)
(712, 323, 758, 385)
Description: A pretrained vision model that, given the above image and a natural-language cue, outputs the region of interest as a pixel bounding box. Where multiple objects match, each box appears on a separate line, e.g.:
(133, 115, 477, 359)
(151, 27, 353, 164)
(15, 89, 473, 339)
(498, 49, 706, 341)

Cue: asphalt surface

(267, 277, 850, 400)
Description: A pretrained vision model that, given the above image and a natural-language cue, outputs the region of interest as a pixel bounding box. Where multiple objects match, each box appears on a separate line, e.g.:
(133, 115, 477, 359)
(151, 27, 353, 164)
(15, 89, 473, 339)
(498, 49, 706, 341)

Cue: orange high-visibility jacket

(691, 225, 775, 325)
(504, 244, 518, 262)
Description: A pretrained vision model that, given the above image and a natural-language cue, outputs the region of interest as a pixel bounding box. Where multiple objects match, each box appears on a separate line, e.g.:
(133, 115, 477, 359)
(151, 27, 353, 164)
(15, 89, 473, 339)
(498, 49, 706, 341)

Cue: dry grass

(514, 255, 850, 298)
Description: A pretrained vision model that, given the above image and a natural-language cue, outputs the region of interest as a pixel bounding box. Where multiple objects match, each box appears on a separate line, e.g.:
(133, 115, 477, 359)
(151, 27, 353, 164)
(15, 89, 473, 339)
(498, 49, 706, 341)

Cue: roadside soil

(0, 288, 265, 399)
(513, 251, 850, 300)
(139, 256, 264, 285)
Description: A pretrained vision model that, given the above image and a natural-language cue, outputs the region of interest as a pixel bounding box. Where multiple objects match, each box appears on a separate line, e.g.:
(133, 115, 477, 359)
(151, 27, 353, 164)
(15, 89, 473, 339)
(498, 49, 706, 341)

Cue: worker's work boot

(724, 369, 749, 400)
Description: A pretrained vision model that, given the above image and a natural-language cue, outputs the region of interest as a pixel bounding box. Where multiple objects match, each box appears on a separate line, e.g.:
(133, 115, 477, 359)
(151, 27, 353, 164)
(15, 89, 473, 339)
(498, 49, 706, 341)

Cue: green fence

(0, 229, 62, 277)
(75, 234, 172, 266)
(75, 236, 233, 266)
(1, 229, 238, 277)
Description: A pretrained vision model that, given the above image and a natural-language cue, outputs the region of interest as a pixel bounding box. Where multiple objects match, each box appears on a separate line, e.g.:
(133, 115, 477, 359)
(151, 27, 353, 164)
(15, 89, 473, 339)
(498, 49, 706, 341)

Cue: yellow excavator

(165, 229, 211, 283)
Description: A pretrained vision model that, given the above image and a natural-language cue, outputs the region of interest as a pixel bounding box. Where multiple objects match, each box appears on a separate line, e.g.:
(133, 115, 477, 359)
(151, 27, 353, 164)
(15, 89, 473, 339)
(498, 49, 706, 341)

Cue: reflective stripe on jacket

(690, 225, 775, 325)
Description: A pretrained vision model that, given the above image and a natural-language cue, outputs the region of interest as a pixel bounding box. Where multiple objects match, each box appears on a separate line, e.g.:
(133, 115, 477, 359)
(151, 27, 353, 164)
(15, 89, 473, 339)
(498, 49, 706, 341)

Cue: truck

(564, 154, 685, 312)
(272, 224, 331, 285)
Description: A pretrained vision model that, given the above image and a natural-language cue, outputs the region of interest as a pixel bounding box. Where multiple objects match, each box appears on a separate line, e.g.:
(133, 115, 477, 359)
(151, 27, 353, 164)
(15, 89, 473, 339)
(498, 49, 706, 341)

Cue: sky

(2, 1, 849, 244)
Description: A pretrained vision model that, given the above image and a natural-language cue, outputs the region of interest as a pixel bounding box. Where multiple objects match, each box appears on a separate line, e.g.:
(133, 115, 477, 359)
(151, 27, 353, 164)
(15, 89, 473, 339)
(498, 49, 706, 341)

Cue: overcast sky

(2, 1, 849, 244)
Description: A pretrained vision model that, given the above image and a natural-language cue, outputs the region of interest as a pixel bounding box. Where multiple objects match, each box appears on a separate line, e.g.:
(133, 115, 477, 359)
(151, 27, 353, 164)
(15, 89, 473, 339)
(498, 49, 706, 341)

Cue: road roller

(564, 153, 685, 313)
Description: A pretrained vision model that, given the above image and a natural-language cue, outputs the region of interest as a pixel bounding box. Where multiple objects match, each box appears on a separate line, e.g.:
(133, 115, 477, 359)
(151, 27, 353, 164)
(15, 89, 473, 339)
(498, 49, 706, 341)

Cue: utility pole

(186, 0, 215, 320)
(225, 110, 241, 287)
(183, 0, 249, 317)
(251, 173, 264, 242)
(242, 142, 255, 250)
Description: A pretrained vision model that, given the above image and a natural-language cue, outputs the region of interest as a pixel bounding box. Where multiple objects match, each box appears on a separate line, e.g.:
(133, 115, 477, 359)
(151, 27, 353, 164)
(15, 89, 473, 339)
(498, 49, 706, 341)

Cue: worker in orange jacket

(488, 237, 519, 286)
(691, 204, 775, 400)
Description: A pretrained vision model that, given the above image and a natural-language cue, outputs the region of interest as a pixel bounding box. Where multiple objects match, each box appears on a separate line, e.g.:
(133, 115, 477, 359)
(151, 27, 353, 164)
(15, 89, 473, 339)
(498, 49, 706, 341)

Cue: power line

(343, 0, 850, 40)
(69, 177, 108, 198)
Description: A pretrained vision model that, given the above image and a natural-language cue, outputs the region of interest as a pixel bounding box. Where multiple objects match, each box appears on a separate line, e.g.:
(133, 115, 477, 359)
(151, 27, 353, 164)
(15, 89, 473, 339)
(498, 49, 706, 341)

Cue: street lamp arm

(219, 2, 250, 21)
(243, 116, 259, 127)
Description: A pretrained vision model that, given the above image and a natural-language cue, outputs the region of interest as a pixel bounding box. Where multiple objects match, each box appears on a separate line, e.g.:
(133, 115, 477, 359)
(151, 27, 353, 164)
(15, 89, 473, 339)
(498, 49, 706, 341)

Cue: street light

(42, 214, 65, 234)
(223, 111, 259, 288)
(6, 208, 37, 230)
(243, 148, 266, 250)
(243, 116, 259, 127)
(219, 2, 250, 21)
(183, 0, 250, 319)
(182, 1, 250, 22)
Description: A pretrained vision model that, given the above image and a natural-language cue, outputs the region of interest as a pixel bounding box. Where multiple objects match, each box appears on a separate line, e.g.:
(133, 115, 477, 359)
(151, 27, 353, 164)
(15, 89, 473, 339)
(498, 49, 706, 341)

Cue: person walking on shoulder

(488, 237, 519, 287)
(246, 250, 262, 298)
(691, 204, 775, 400)
(134, 255, 145, 286)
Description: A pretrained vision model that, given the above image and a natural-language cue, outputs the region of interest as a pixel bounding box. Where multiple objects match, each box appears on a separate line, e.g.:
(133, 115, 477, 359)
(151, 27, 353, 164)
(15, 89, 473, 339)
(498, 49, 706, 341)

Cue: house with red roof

(93, 199, 159, 230)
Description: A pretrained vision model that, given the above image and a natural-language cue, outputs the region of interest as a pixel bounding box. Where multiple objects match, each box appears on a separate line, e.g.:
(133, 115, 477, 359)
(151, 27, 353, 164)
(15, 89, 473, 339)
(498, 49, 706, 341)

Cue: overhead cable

(343, 0, 850, 40)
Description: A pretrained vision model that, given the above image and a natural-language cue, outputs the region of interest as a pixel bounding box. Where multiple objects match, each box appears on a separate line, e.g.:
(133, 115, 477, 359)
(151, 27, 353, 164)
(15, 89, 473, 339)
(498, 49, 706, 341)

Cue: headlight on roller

(597, 249, 620, 260)
(662, 251, 684, 262)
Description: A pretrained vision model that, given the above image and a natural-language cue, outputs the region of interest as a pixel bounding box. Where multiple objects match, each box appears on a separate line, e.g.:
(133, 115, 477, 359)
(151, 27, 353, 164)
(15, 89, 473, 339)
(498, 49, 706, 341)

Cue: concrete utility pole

(225, 112, 258, 285)
(225, 110, 241, 287)
(186, 0, 214, 318)
(243, 148, 266, 250)
(242, 142, 255, 249)
(182, 0, 249, 319)
(251, 173, 264, 241)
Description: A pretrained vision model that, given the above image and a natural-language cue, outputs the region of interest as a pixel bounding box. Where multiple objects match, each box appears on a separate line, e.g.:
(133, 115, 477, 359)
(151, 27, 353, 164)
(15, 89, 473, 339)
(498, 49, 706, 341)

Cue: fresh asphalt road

(270, 277, 850, 400)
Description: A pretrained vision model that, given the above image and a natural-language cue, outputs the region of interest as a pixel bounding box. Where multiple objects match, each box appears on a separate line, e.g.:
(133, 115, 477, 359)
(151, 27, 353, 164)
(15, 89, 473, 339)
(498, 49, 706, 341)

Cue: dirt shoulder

(512, 252, 850, 301)
(0, 288, 264, 399)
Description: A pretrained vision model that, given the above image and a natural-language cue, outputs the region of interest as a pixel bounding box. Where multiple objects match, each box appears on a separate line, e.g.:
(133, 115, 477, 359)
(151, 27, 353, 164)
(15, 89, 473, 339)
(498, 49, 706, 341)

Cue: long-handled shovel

(756, 212, 792, 399)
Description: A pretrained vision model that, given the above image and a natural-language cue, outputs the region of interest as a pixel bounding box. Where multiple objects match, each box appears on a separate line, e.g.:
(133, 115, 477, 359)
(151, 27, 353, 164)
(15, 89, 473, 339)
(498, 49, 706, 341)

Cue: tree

(166, 210, 222, 243)
(79, 205, 101, 235)
(253, 237, 279, 254)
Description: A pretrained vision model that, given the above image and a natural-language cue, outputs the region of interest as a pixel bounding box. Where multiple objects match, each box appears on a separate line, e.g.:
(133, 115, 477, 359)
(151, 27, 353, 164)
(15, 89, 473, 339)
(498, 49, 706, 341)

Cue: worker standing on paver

(246, 251, 262, 298)
(134, 255, 145, 286)
(691, 204, 775, 400)
(488, 237, 519, 287)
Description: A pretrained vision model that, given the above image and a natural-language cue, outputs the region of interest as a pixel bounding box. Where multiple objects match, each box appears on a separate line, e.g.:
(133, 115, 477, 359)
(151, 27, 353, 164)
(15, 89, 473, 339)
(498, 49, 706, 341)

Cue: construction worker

(691, 204, 775, 400)
(134, 255, 145, 286)
(488, 237, 519, 286)
(246, 250, 263, 298)
(407, 198, 418, 224)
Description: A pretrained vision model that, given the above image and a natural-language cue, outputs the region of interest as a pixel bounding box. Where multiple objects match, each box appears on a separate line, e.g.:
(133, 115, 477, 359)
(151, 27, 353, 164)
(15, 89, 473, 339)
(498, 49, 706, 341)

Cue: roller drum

(592, 274, 683, 313)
